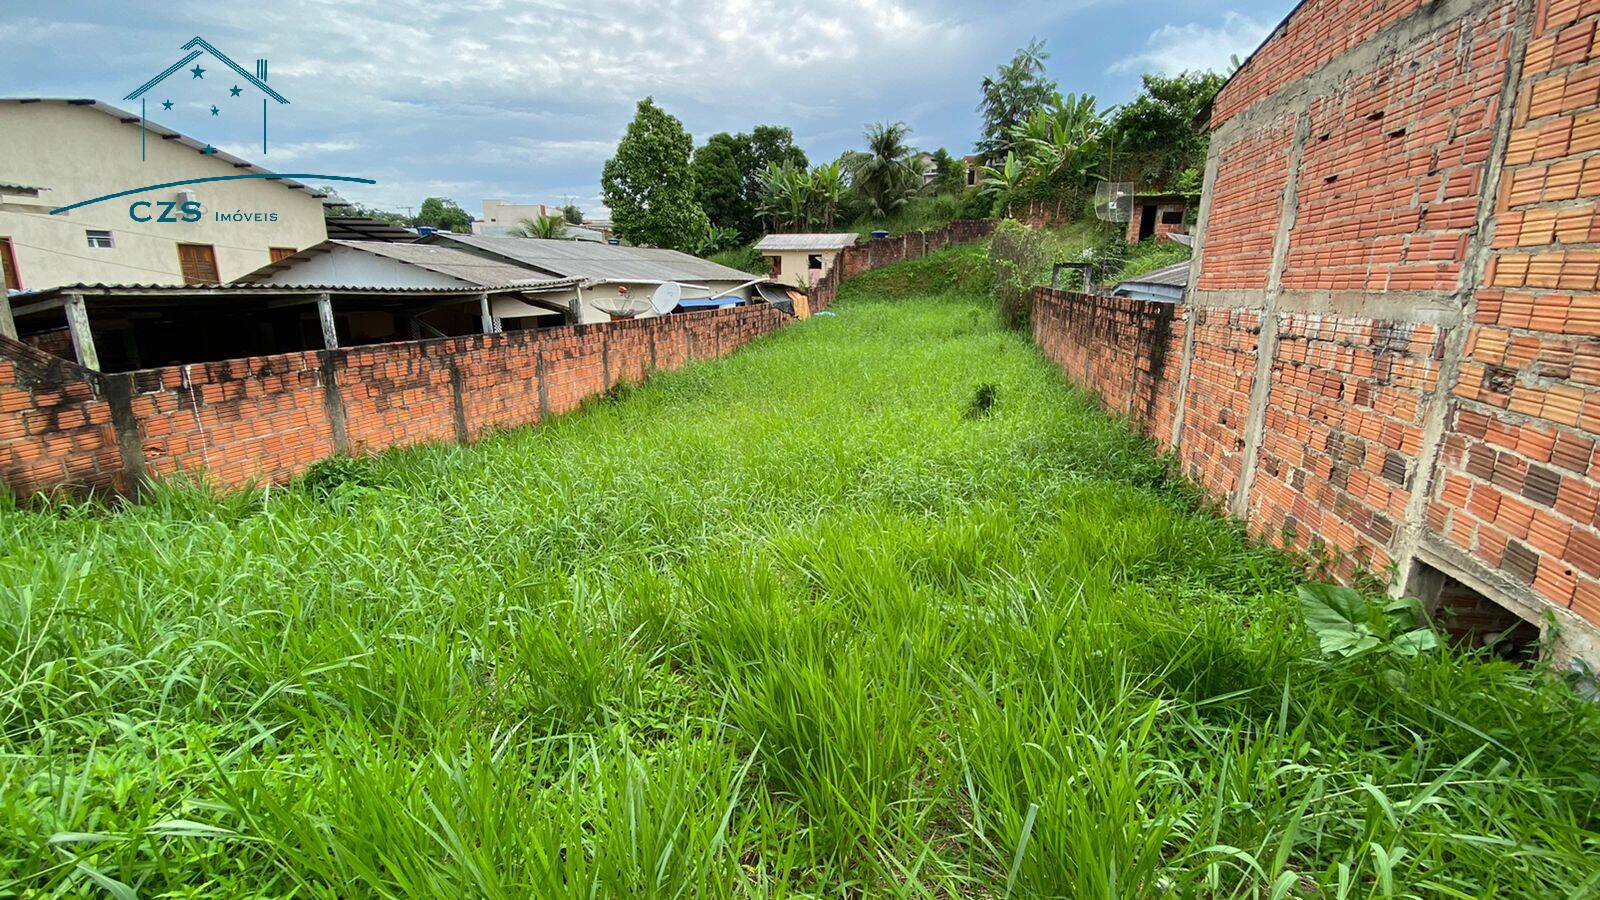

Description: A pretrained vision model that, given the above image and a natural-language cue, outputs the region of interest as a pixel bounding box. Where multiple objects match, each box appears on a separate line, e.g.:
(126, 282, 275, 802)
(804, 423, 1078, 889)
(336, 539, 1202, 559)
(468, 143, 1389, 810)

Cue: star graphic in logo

(229, 85, 243, 97)
(202, 144, 217, 155)
(190, 64, 206, 78)
(210, 105, 220, 116)
(161, 99, 174, 110)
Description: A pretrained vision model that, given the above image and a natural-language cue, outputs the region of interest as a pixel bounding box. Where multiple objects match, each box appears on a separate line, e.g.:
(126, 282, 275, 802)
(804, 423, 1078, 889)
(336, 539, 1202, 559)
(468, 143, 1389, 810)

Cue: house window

(86, 230, 114, 249)
(177, 243, 220, 285)
(1160, 209, 1183, 225)
(270, 246, 296, 263)
(807, 254, 823, 271)
(0, 237, 20, 291)
(768, 255, 781, 276)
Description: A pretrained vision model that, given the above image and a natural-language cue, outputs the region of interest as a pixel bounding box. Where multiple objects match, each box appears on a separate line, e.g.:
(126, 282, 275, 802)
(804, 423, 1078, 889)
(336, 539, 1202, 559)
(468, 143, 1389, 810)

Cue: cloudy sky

(1, 0, 1282, 218)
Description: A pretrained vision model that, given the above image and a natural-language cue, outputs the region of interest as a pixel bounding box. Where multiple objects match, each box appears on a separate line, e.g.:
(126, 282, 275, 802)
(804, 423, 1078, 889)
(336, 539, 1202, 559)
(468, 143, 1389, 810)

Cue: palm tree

(807, 162, 849, 230)
(758, 163, 810, 232)
(981, 153, 1027, 216)
(849, 122, 919, 219)
(511, 214, 568, 239)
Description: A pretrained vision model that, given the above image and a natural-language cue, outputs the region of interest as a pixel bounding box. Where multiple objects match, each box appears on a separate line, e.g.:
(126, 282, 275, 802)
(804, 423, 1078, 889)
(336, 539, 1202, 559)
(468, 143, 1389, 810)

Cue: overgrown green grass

(3, 246, 1598, 896)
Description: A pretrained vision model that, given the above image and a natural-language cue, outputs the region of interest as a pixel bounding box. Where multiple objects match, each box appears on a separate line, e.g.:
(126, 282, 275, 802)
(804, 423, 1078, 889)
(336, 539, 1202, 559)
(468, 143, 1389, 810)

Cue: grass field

(3, 244, 1599, 897)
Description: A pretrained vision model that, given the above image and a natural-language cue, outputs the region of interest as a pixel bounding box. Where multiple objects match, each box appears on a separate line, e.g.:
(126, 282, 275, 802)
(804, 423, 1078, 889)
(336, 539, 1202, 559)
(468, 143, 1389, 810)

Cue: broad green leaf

(1298, 583, 1371, 633)
(1391, 628, 1441, 657)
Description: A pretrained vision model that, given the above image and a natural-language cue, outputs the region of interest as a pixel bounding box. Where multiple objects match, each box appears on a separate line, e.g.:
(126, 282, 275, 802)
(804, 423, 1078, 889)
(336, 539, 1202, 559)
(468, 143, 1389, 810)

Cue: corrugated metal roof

(0, 182, 47, 194)
(325, 216, 419, 242)
(754, 233, 859, 251)
(328, 240, 552, 287)
(426, 234, 758, 284)
(1120, 261, 1191, 288)
(8, 279, 580, 304)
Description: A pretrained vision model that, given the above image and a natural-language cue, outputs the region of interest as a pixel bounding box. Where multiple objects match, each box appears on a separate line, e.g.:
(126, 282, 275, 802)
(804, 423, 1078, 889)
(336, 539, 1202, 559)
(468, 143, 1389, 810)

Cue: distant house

(474, 200, 551, 236)
(420, 233, 765, 324)
(1126, 193, 1192, 244)
(0, 98, 328, 292)
(963, 155, 985, 189)
(754, 233, 858, 289)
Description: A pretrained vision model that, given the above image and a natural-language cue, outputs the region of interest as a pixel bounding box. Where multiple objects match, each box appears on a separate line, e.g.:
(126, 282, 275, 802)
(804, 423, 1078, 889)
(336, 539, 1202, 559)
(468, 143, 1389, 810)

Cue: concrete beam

(478, 292, 500, 334)
(1188, 288, 1465, 327)
(63, 293, 99, 371)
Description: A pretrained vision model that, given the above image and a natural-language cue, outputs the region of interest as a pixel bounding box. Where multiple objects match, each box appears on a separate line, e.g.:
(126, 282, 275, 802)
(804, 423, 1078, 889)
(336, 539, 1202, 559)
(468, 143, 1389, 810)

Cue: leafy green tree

(601, 98, 711, 251)
(1109, 70, 1226, 187)
(1010, 92, 1110, 191)
(693, 126, 808, 240)
(848, 122, 920, 219)
(976, 39, 1058, 163)
(323, 202, 410, 225)
(414, 197, 471, 233)
(511, 214, 568, 239)
(928, 148, 966, 195)
(560, 203, 583, 224)
(692, 132, 756, 237)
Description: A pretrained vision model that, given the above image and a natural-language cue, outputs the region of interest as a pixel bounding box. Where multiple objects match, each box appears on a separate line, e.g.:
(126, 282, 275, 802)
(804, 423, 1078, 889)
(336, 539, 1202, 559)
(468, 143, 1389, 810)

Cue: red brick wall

(0, 306, 786, 497)
(1281, 5, 1515, 292)
(807, 219, 995, 313)
(1177, 307, 1261, 499)
(1428, 0, 1600, 625)
(0, 337, 126, 496)
(1031, 289, 1185, 449)
(1249, 315, 1446, 579)
(1214, 0, 1436, 125)
(1196, 116, 1297, 291)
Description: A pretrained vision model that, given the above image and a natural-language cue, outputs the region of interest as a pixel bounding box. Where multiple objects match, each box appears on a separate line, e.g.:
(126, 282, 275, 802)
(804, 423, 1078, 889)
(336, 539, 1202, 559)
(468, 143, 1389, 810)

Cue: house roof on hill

(422, 233, 758, 284)
(754, 233, 859, 251)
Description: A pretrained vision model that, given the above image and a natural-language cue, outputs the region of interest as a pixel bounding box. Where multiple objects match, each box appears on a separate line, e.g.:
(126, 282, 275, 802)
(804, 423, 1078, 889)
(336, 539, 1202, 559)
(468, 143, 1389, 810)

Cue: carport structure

(0, 279, 578, 373)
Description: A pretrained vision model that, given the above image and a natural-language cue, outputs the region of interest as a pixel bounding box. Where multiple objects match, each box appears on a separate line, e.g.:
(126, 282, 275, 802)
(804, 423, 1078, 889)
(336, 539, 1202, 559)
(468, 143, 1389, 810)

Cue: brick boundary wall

(2, 219, 996, 499)
(805, 219, 996, 312)
(1029, 0, 1600, 665)
(1, 305, 786, 497)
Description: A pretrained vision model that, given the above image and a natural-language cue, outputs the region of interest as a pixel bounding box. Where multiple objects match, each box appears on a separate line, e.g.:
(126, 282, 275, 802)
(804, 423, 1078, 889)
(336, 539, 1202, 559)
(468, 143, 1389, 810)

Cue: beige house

(474, 200, 552, 235)
(0, 99, 329, 292)
(754, 233, 857, 289)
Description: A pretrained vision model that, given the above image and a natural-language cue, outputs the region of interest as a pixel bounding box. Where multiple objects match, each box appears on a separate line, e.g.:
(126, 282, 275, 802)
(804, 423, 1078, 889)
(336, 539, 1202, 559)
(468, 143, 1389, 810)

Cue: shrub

(707, 245, 767, 275)
(988, 219, 1045, 329)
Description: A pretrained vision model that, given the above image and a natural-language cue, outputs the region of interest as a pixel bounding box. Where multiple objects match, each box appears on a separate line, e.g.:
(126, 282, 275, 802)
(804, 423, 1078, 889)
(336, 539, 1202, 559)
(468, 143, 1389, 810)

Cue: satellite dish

(592, 295, 652, 319)
(651, 282, 683, 315)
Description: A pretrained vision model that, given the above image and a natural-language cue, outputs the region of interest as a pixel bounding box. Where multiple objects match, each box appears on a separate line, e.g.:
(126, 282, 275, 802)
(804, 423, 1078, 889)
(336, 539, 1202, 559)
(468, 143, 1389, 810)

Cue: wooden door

(0, 238, 19, 291)
(270, 246, 296, 263)
(177, 243, 219, 285)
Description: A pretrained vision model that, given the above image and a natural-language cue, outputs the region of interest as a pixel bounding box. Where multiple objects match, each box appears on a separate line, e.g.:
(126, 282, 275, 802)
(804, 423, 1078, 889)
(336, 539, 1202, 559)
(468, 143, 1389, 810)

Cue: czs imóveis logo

(128, 199, 204, 223)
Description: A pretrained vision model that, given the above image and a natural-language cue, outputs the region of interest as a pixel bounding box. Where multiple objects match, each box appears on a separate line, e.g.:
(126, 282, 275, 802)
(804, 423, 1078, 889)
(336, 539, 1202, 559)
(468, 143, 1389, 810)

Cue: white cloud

(1111, 12, 1270, 76)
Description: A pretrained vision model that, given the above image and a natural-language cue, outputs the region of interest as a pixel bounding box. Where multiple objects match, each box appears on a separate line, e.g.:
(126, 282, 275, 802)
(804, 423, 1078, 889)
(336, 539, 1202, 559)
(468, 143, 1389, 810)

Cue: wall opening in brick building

(1412, 562, 1541, 662)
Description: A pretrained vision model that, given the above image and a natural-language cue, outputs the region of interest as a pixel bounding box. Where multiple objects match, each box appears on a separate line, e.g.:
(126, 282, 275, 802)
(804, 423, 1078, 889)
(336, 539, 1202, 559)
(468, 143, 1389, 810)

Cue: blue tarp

(677, 297, 746, 309)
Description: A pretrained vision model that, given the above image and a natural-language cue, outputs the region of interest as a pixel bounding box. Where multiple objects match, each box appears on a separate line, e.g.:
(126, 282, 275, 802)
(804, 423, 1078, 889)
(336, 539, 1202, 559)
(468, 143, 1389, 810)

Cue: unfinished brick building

(1034, 0, 1600, 663)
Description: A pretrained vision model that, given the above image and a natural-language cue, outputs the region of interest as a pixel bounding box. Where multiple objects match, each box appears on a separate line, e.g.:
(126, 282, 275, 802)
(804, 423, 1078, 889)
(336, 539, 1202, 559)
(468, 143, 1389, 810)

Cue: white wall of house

(252, 244, 471, 289)
(762, 249, 839, 289)
(0, 101, 328, 291)
(474, 200, 550, 234)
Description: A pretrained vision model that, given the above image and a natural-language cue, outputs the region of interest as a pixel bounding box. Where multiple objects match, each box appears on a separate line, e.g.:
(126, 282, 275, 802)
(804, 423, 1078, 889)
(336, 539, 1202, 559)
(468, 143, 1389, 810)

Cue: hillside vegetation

(2, 246, 1597, 896)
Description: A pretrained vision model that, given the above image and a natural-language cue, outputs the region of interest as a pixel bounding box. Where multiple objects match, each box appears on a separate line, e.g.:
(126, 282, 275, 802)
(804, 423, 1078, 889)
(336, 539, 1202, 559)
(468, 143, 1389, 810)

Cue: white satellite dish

(592, 295, 651, 319)
(651, 282, 683, 315)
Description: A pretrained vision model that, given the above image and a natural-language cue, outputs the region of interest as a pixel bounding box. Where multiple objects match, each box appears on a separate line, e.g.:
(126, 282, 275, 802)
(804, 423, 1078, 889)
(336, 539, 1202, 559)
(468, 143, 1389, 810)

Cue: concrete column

(63, 293, 99, 371)
(1231, 111, 1311, 520)
(316, 293, 338, 351)
(0, 292, 16, 341)
(478, 292, 500, 334)
(1393, 0, 1536, 599)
